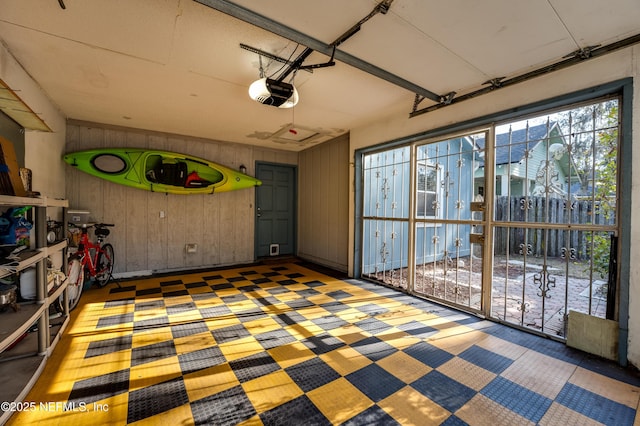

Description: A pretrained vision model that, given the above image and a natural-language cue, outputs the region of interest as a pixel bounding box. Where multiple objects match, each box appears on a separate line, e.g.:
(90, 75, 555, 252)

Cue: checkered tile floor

(8, 262, 640, 425)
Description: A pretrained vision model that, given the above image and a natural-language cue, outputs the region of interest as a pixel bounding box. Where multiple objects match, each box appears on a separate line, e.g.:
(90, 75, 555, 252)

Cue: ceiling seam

(385, 8, 490, 81)
(0, 19, 168, 65)
(545, 0, 581, 50)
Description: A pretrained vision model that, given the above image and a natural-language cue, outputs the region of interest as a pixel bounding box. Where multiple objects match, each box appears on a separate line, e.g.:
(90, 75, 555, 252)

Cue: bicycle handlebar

(68, 222, 115, 228)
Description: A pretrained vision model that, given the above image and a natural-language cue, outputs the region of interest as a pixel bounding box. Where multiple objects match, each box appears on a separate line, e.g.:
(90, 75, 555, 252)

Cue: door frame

(356, 129, 491, 314)
(354, 79, 632, 365)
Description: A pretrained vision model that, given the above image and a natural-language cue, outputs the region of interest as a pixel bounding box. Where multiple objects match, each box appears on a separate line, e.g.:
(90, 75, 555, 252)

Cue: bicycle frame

(63, 223, 115, 311)
(74, 227, 110, 278)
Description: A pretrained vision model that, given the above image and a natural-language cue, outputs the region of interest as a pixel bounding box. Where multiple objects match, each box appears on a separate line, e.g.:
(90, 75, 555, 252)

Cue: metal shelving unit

(0, 196, 69, 423)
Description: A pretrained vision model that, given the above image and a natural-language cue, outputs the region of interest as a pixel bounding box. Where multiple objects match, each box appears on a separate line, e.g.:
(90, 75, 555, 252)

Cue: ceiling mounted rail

(193, 0, 442, 103)
(264, 0, 394, 83)
(239, 44, 313, 74)
(410, 32, 640, 117)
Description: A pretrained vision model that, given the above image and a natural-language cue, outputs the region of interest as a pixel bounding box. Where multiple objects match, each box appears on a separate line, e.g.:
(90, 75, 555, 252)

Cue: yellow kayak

(63, 148, 261, 194)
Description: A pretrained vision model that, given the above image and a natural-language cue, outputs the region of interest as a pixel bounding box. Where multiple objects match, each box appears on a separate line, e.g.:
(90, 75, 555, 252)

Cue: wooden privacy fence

(493, 196, 615, 259)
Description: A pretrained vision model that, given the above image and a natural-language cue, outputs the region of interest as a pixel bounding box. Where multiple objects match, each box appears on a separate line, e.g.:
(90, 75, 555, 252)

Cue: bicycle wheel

(66, 257, 85, 311)
(95, 243, 114, 287)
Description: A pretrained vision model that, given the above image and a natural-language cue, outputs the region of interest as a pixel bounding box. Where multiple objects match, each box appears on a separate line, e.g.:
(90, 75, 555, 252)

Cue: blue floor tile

(481, 376, 552, 423)
(350, 336, 398, 361)
(458, 345, 513, 374)
(404, 341, 454, 368)
(342, 405, 401, 425)
(555, 382, 636, 425)
(411, 370, 476, 413)
(345, 363, 405, 403)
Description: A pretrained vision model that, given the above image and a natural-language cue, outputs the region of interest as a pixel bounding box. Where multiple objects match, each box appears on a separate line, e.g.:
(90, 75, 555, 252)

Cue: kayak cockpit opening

(145, 155, 214, 188)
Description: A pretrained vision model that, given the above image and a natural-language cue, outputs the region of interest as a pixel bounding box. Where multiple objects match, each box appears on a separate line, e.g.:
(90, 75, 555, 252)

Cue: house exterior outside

(474, 122, 581, 198)
(361, 136, 478, 274)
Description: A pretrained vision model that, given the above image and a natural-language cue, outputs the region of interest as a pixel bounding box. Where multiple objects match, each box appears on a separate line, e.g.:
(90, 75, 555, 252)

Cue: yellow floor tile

(427, 326, 487, 355)
(378, 385, 451, 425)
(267, 341, 316, 369)
(377, 351, 432, 384)
(475, 333, 528, 360)
(334, 307, 371, 324)
(128, 356, 183, 391)
(242, 370, 304, 414)
(163, 294, 195, 307)
(167, 309, 205, 323)
(193, 296, 224, 309)
(307, 378, 374, 425)
(455, 394, 535, 426)
(538, 401, 605, 426)
(282, 320, 324, 340)
(205, 314, 241, 331)
(242, 317, 282, 335)
(173, 331, 216, 355)
(378, 329, 422, 350)
(320, 346, 373, 376)
(183, 363, 239, 402)
(326, 322, 369, 345)
(500, 349, 577, 399)
(218, 336, 264, 362)
(131, 327, 174, 348)
(569, 366, 640, 408)
(297, 305, 329, 320)
(436, 356, 496, 391)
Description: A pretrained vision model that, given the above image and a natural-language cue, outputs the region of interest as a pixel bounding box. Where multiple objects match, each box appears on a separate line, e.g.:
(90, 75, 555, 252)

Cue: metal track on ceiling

(410, 32, 640, 117)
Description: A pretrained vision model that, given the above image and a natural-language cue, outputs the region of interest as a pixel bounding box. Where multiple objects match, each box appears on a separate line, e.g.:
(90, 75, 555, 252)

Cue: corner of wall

(0, 41, 67, 198)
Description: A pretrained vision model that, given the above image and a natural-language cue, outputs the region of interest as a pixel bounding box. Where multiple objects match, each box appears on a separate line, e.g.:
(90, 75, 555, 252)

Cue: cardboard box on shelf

(0, 136, 26, 197)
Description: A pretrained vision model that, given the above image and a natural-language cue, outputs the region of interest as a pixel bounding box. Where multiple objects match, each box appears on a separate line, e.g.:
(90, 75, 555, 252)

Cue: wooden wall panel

(146, 134, 169, 271)
(202, 143, 222, 266)
(123, 131, 149, 271)
(146, 191, 168, 271)
(297, 134, 349, 271)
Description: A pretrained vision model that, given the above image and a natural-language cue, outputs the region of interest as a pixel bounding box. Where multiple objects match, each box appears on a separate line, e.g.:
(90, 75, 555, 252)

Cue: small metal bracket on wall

(470, 201, 485, 212)
(469, 233, 485, 245)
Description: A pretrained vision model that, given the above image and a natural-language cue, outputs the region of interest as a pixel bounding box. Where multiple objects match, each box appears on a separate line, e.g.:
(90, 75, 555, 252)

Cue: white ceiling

(0, 0, 639, 151)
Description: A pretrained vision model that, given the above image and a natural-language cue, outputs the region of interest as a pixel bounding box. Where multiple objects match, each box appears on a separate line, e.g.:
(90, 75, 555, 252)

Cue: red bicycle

(66, 223, 115, 310)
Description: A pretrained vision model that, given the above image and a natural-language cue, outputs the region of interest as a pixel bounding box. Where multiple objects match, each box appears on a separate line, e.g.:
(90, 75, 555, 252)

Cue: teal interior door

(255, 163, 296, 258)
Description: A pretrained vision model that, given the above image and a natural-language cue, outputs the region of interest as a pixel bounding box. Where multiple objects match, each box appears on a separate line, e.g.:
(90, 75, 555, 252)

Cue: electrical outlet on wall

(185, 243, 197, 253)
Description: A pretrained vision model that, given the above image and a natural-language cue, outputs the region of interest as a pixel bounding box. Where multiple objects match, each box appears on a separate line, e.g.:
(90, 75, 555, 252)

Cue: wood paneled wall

(298, 133, 349, 271)
(65, 121, 297, 275)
